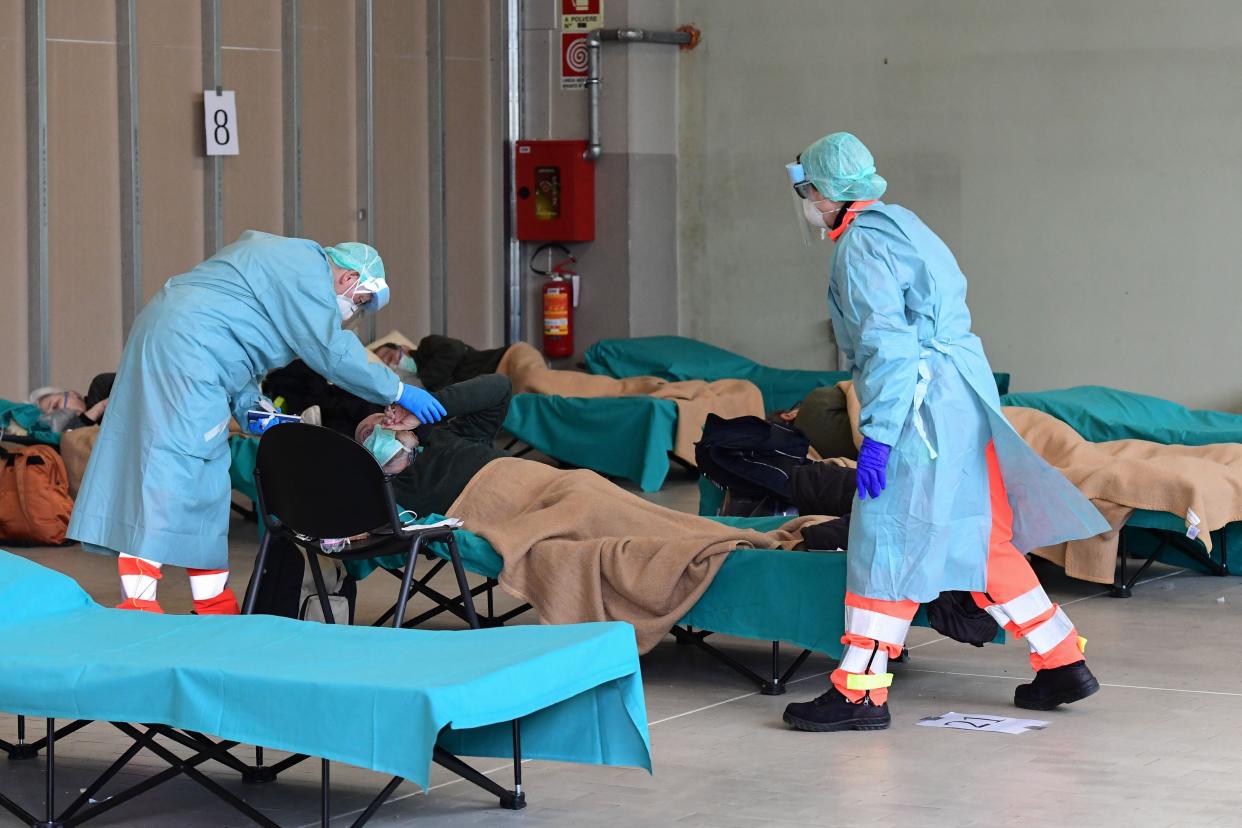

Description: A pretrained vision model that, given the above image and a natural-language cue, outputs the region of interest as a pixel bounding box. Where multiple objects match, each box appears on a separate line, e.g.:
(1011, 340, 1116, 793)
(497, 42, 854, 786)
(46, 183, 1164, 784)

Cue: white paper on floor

(916, 712, 1048, 734)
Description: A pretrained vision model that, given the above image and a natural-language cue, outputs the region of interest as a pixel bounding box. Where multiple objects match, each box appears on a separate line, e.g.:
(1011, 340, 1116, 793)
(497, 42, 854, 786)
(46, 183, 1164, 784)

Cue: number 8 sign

(203, 90, 239, 156)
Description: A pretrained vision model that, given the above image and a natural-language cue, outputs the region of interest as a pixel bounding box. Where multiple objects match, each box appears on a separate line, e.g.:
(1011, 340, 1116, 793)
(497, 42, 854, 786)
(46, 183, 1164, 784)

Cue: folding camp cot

(0, 551, 650, 828)
(501, 336, 1009, 491)
(342, 514, 963, 697)
(1003, 385, 1242, 594)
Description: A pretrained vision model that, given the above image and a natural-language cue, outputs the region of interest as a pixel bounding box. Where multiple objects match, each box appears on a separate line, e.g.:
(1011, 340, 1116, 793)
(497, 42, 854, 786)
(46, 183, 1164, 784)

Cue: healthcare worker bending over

(781, 133, 1110, 733)
(67, 231, 446, 615)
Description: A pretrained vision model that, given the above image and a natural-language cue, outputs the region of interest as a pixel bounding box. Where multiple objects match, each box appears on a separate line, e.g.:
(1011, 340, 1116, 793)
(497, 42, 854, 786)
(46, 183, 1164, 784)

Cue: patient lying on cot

(354, 374, 513, 519)
(351, 376, 851, 653)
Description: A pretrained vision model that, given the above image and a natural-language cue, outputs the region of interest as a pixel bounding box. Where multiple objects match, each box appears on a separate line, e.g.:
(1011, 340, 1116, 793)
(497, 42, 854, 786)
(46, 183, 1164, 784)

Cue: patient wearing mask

(354, 374, 512, 520)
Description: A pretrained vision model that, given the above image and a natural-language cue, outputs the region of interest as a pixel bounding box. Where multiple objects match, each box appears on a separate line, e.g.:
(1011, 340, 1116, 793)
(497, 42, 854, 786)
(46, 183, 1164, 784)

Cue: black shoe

(1014, 662, 1100, 711)
(783, 687, 891, 732)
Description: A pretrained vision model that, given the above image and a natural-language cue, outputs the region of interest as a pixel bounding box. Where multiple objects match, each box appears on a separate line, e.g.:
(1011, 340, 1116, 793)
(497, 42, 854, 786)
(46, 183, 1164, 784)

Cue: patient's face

(375, 344, 402, 367)
(38, 391, 86, 415)
(355, 413, 419, 475)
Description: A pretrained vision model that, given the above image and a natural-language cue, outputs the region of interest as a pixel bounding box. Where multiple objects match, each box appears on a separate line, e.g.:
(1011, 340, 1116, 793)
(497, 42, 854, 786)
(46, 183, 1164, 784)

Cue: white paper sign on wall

(204, 90, 239, 156)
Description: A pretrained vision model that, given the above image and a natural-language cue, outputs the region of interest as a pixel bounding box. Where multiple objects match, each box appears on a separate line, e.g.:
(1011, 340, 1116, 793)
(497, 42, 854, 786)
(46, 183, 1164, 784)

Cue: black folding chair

(240, 423, 478, 630)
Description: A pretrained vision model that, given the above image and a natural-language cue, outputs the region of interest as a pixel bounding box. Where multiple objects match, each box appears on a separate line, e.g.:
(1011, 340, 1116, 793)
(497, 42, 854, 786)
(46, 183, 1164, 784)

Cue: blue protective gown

(828, 203, 1108, 602)
(67, 231, 400, 570)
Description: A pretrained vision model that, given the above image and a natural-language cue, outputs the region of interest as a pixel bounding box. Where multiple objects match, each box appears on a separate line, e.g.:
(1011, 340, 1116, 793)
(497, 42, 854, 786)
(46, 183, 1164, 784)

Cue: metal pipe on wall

(117, 0, 142, 338)
(201, 0, 222, 257)
(281, 0, 302, 238)
(503, 0, 523, 344)
(25, 0, 48, 388)
(583, 27, 697, 161)
(426, 0, 447, 337)
(356, 0, 376, 344)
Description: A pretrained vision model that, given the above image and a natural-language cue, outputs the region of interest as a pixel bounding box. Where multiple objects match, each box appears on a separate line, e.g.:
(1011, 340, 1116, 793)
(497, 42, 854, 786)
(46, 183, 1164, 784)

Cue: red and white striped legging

(116, 553, 239, 615)
(832, 443, 1086, 705)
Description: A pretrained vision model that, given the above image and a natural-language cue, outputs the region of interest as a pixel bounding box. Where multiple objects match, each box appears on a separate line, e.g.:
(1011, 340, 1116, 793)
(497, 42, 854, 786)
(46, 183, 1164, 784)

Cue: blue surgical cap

(800, 132, 887, 202)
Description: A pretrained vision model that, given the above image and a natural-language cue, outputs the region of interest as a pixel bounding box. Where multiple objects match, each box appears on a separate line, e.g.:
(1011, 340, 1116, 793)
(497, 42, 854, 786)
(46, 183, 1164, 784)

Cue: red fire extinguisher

(532, 243, 578, 359)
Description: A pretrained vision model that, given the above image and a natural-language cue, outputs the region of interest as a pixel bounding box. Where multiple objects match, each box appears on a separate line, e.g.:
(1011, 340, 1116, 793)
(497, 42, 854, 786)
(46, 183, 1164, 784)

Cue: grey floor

(3, 468, 1241, 827)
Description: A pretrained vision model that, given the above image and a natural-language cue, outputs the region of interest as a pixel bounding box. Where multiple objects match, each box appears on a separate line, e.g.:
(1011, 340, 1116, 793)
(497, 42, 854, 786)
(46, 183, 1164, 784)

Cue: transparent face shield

(786, 162, 826, 246)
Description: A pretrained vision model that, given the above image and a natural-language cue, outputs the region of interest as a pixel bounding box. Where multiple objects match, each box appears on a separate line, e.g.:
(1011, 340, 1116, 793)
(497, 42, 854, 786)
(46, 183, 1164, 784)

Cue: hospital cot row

(502, 335, 1009, 491)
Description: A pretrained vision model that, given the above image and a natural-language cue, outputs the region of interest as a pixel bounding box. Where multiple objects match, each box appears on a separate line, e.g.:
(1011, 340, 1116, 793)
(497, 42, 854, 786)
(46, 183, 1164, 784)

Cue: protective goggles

(786, 161, 816, 199)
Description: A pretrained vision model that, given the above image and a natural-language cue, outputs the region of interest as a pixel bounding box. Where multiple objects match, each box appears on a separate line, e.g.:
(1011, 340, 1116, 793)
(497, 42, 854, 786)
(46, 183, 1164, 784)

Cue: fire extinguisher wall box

(516, 140, 595, 242)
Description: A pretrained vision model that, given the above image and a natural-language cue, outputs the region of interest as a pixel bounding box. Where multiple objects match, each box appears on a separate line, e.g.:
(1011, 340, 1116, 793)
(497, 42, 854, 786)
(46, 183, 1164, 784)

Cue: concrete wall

(679, 0, 1242, 410)
(521, 0, 680, 360)
(1, 0, 502, 402)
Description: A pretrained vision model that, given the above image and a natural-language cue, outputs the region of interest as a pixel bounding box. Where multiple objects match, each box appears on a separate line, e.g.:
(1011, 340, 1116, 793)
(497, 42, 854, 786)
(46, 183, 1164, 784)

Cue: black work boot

(783, 687, 891, 732)
(1014, 661, 1100, 711)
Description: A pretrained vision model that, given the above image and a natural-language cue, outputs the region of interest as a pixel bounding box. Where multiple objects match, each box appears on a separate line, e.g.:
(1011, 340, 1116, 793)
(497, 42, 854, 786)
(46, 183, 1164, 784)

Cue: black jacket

(410, 336, 509, 392)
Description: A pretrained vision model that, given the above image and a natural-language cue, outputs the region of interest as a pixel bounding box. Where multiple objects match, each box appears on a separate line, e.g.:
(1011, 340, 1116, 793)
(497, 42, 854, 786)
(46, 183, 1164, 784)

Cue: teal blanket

(0, 400, 61, 446)
(0, 551, 651, 787)
(585, 336, 849, 411)
(585, 336, 1011, 409)
(503, 394, 678, 492)
(1002, 385, 1242, 445)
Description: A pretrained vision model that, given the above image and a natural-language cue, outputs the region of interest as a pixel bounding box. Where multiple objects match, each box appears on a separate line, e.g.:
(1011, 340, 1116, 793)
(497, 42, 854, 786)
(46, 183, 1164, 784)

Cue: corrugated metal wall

(0, 0, 503, 402)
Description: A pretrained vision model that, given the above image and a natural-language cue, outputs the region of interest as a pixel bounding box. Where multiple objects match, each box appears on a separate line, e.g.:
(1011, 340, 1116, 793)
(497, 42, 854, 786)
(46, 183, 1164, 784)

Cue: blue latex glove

(246, 406, 284, 435)
(398, 382, 447, 424)
(856, 437, 892, 500)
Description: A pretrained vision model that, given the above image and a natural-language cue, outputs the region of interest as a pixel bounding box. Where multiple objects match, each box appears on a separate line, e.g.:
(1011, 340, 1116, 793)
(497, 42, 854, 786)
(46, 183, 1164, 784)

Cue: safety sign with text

(561, 0, 603, 32)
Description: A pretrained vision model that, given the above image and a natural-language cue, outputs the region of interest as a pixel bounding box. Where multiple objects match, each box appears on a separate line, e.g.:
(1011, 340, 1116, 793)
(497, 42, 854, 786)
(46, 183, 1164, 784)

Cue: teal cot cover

(229, 434, 259, 502)
(1002, 385, 1242, 445)
(585, 336, 849, 411)
(503, 393, 678, 492)
(349, 515, 852, 657)
(0, 551, 651, 788)
(585, 336, 1011, 409)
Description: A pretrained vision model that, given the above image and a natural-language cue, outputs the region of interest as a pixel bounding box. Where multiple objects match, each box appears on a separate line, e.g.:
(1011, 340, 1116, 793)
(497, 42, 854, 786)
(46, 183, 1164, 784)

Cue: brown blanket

(1005, 407, 1242, 583)
(447, 457, 825, 653)
(58, 426, 100, 498)
(838, 380, 1242, 584)
(496, 342, 764, 465)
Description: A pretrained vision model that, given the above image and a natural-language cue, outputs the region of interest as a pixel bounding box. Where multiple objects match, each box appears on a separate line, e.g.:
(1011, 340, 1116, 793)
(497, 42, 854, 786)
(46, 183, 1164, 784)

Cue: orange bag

(0, 444, 74, 545)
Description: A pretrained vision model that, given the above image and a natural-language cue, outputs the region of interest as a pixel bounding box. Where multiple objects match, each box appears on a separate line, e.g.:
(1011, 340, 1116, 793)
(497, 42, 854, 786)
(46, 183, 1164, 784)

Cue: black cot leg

(36, 718, 63, 828)
(321, 759, 330, 828)
(510, 719, 526, 808)
(8, 715, 38, 760)
(1112, 529, 1132, 598)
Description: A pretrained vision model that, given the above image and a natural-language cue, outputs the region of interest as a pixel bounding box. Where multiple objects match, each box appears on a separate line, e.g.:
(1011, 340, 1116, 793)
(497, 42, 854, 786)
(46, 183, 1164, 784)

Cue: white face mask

(336, 293, 356, 322)
(802, 198, 838, 230)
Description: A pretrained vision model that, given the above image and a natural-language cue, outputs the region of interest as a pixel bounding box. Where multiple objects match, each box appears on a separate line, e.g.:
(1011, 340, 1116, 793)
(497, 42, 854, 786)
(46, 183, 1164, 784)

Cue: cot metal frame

(1112, 525, 1230, 598)
(372, 561, 532, 630)
(669, 626, 813, 695)
(1, 717, 524, 828)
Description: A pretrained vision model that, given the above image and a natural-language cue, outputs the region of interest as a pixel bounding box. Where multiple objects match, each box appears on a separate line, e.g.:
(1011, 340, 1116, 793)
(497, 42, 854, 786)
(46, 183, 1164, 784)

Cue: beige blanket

(447, 457, 825, 653)
(839, 380, 1242, 584)
(1005, 407, 1242, 583)
(58, 426, 100, 498)
(497, 342, 764, 466)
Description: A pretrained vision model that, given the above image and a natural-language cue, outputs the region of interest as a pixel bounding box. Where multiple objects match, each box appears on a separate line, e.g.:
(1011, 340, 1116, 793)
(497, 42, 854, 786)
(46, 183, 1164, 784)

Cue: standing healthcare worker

(67, 231, 447, 615)
(781, 133, 1110, 733)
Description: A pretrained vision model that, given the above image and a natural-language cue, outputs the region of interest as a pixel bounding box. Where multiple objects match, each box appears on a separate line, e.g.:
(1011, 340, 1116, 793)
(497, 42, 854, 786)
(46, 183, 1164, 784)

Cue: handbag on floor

(0, 443, 74, 545)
